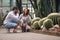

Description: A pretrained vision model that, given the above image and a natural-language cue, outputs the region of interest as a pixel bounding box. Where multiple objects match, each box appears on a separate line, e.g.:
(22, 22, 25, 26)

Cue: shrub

(38, 17, 47, 27)
(43, 19, 53, 30)
(33, 21, 40, 30)
(0, 18, 3, 26)
(47, 13, 60, 25)
(31, 17, 40, 25)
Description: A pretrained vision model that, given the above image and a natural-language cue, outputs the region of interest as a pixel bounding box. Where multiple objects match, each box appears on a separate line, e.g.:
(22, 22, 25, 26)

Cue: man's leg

(13, 24, 18, 33)
(5, 22, 18, 33)
(7, 28, 10, 33)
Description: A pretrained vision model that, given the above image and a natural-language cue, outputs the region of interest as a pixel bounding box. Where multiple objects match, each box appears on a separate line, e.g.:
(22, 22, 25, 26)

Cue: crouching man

(3, 7, 19, 33)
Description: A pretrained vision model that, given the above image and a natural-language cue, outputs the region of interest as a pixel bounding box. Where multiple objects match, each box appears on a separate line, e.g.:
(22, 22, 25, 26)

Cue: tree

(29, 0, 56, 18)
(16, 0, 23, 15)
(29, 0, 38, 17)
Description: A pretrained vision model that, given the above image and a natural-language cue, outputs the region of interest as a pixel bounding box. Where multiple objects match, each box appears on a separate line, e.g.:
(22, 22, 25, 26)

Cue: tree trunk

(16, 0, 23, 15)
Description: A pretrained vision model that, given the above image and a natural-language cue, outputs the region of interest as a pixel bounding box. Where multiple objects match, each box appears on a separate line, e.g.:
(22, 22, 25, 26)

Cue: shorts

(4, 22, 17, 29)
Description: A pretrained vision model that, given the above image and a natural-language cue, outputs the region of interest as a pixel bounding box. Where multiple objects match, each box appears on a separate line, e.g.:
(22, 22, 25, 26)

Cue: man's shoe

(13, 30, 17, 33)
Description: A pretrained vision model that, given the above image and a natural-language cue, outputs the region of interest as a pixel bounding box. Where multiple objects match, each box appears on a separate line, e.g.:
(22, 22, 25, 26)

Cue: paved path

(0, 29, 60, 40)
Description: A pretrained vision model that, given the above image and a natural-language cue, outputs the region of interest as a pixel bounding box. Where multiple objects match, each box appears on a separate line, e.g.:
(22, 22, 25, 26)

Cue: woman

(20, 8, 31, 32)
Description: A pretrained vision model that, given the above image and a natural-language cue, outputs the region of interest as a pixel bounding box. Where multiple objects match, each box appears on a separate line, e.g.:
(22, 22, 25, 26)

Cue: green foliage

(29, 0, 54, 18)
(33, 21, 40, 30)
(43, 19, 53, 30)
(47, 13, 60, 25)
(31, 17, 40, 25)
(0, 18, 3, 26)
(38, 17, 47, 27)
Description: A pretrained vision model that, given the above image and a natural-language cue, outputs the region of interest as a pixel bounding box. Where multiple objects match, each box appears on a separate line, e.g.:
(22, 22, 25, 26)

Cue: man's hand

(17, 19, 20, 25)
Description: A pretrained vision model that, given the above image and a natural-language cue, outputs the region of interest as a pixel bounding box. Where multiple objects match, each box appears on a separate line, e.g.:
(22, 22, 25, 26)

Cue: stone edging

(30, 30, 60, 36)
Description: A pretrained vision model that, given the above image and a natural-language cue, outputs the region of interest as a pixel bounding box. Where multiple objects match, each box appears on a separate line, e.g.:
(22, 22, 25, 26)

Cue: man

(3, 7, 19, 33)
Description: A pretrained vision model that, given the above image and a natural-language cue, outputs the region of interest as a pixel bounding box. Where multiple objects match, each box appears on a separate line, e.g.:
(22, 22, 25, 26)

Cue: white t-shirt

(4, 11, 19, 24)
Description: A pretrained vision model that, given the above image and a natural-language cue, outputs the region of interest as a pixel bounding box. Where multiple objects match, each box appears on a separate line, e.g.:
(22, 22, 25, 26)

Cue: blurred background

(0, 0, 60, 26)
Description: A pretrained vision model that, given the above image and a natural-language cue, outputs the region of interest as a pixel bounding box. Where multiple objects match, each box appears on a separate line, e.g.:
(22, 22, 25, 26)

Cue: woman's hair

(23, 8, 29, 16)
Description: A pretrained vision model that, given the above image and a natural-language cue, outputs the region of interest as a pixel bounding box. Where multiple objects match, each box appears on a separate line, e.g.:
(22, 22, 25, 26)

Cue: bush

(43, 19, 53, 30)
(38, 17, 47, 27)
(31, 17, 40, 25)
(0, 18, 3, 26)
(33, 21, 40, 30)
(47, 13, 60, 25)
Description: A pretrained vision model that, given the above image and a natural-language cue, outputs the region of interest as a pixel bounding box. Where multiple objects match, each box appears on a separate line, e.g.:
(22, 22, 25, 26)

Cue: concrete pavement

(0, 29, 60, 40)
